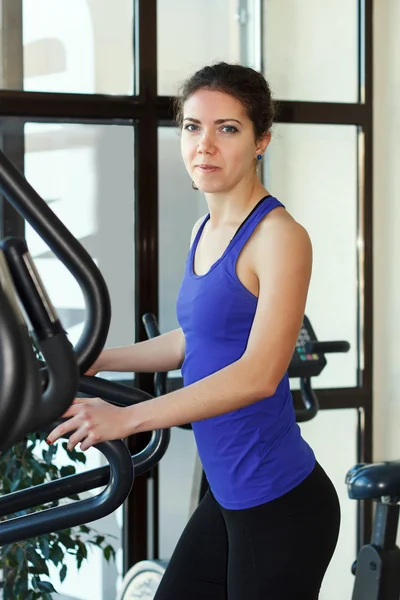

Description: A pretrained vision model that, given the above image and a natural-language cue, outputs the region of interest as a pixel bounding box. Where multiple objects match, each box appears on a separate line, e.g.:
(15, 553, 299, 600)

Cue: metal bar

(360, 0, 374, 549)
(156, 97, 369, 126)
(0, 90, 143, 122)
(0, 122, 25, 238)
(0, 0, 25, 238)
(123, 0, 159, 574)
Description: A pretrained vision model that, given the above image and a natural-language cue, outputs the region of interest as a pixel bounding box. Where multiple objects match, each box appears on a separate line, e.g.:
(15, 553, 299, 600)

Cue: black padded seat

(346, 461, 400, 500)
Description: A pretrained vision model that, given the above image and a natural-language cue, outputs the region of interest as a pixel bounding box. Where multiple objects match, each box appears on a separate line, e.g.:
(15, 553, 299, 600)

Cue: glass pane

(1, 120, 135, 600)
(262, 0, 359, 102)
(158, 126, 205, 338)
(157, 0, 260, 95)
(158, 428, 199, 557)
(158, 126, 202, 556)
(265, 124, 359, 388)
(0, 0, 135, 94)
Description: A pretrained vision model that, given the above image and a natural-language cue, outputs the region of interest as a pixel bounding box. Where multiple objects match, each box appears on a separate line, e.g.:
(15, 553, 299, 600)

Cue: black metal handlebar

(0, 149, 111, 375)
(0, 438, 134, 546)
(305, 340, 350, 354)
(0, 376, 170, 517)
(0, 273, 32, 444)
(0, 238, 79, 442)
(295, 378, 320, 423)
(294, 337, 350, 422)
(78, 375, 170, 472)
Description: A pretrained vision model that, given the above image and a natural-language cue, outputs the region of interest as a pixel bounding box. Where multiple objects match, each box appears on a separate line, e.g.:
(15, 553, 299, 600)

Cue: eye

(183, 123, 199, 132)
(220, 125, 238, 134)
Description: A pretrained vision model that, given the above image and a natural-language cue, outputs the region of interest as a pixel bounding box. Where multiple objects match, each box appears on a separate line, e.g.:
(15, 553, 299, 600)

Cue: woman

(48, 62, 340, 599)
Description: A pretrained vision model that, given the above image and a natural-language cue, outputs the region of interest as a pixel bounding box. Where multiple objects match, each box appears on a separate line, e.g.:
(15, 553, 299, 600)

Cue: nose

(197, 129, 216, 154)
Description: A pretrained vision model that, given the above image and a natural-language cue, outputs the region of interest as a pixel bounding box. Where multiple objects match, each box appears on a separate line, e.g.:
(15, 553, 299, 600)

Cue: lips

(196, 165, 220, 172)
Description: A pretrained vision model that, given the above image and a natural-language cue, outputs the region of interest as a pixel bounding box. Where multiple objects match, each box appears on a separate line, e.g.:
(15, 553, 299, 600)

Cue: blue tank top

(176, 195, 316, 510)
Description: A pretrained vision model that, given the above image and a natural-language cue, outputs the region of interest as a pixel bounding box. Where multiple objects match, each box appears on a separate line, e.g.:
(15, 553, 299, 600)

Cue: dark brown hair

(173, 62, 276, 141)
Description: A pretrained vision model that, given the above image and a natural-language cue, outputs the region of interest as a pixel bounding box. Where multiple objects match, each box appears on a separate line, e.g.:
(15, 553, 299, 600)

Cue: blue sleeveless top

(176, 195, 316, 510)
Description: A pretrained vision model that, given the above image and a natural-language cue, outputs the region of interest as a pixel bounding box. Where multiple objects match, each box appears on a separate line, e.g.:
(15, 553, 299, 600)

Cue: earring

(192, 181, 198, 190)
(257, 154, 263, 161)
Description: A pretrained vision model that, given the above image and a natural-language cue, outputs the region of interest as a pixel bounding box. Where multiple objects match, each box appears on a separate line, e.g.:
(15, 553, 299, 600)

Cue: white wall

(373, 4, 400, 464)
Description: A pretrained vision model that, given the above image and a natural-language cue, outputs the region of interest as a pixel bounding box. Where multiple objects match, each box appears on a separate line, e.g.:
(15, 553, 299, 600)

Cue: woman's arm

(47, 214, 312, 451)
(97, 328, 185, 374)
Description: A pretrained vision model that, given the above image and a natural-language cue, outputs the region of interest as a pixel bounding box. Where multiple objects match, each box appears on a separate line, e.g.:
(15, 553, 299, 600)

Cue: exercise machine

(346, 463, 400, 599)
(0, 150, 170, 553)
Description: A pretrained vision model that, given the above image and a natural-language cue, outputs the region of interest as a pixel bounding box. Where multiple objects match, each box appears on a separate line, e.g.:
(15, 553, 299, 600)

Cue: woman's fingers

(66, 423, 90, 452)
(61, 397, 101, 418)
(47, 415, 81, 445)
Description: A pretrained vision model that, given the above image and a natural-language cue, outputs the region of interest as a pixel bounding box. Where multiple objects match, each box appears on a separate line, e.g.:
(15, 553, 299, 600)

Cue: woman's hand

(46, 398, 131, 452)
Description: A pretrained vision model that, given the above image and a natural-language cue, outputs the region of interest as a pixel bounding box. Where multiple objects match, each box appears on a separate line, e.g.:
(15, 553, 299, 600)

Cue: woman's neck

(204, 180, 269, 228)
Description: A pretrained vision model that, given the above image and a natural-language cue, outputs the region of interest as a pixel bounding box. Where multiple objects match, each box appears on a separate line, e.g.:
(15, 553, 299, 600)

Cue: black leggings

(154, 462, 341, 600)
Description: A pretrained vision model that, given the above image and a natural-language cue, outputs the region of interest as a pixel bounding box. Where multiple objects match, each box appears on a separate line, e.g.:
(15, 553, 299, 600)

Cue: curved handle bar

(305, 340, 350, 354)
(295, 378, 320, 423)
(142, 312, 167, 398)
(0, 149, 111, 374)
(0, 279, 31, 444)
(0, 438, 134, 546)
(0, 238, 79, 435)
(0, 250, 44, 450)
(0, 377, 170, 516)
(79, 375, 170, 471)
(0, 330, 43, 452)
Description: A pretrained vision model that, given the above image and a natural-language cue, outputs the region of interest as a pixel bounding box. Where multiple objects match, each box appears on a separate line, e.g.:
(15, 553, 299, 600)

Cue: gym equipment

(0, 250, 43, 446)
(346, 463, 400, 599)
(0, 236, 79, 449)
(117, 314, 350, 600)
(0, 149, 170, 547)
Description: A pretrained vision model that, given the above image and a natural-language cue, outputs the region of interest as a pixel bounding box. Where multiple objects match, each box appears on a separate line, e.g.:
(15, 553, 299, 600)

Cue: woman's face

(181, 89, 269, 194)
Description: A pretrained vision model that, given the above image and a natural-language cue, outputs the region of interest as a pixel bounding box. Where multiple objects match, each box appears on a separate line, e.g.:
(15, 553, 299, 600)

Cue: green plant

(0, 432, 117, 600)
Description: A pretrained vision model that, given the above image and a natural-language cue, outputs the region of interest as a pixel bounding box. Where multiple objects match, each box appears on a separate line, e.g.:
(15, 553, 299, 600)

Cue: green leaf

(58, 531, 76, 550)
(42, 444, 58, 464)
(16, 545, 26, 565)
(79, 524, 90, 534)
(37, 580, 57, 593)
(26, 549, 49, 575)
(95, 535, 105, 545)
(60, 465, 76, 477)
(14, 576, 28, 596)
(10, 476, 22, 492)
(103, 545, 114, 562)
(31, 575, 40, 591)
(77, 540, 88, 559)
(3, 578, 15, 600)
(39, 538, 50, 560)
(60, 563, 67, 583)
(49, 543, 63, 566)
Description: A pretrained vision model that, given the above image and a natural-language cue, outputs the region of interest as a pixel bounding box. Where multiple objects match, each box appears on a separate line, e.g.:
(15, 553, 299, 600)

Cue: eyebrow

(183, 117, 242, 125)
